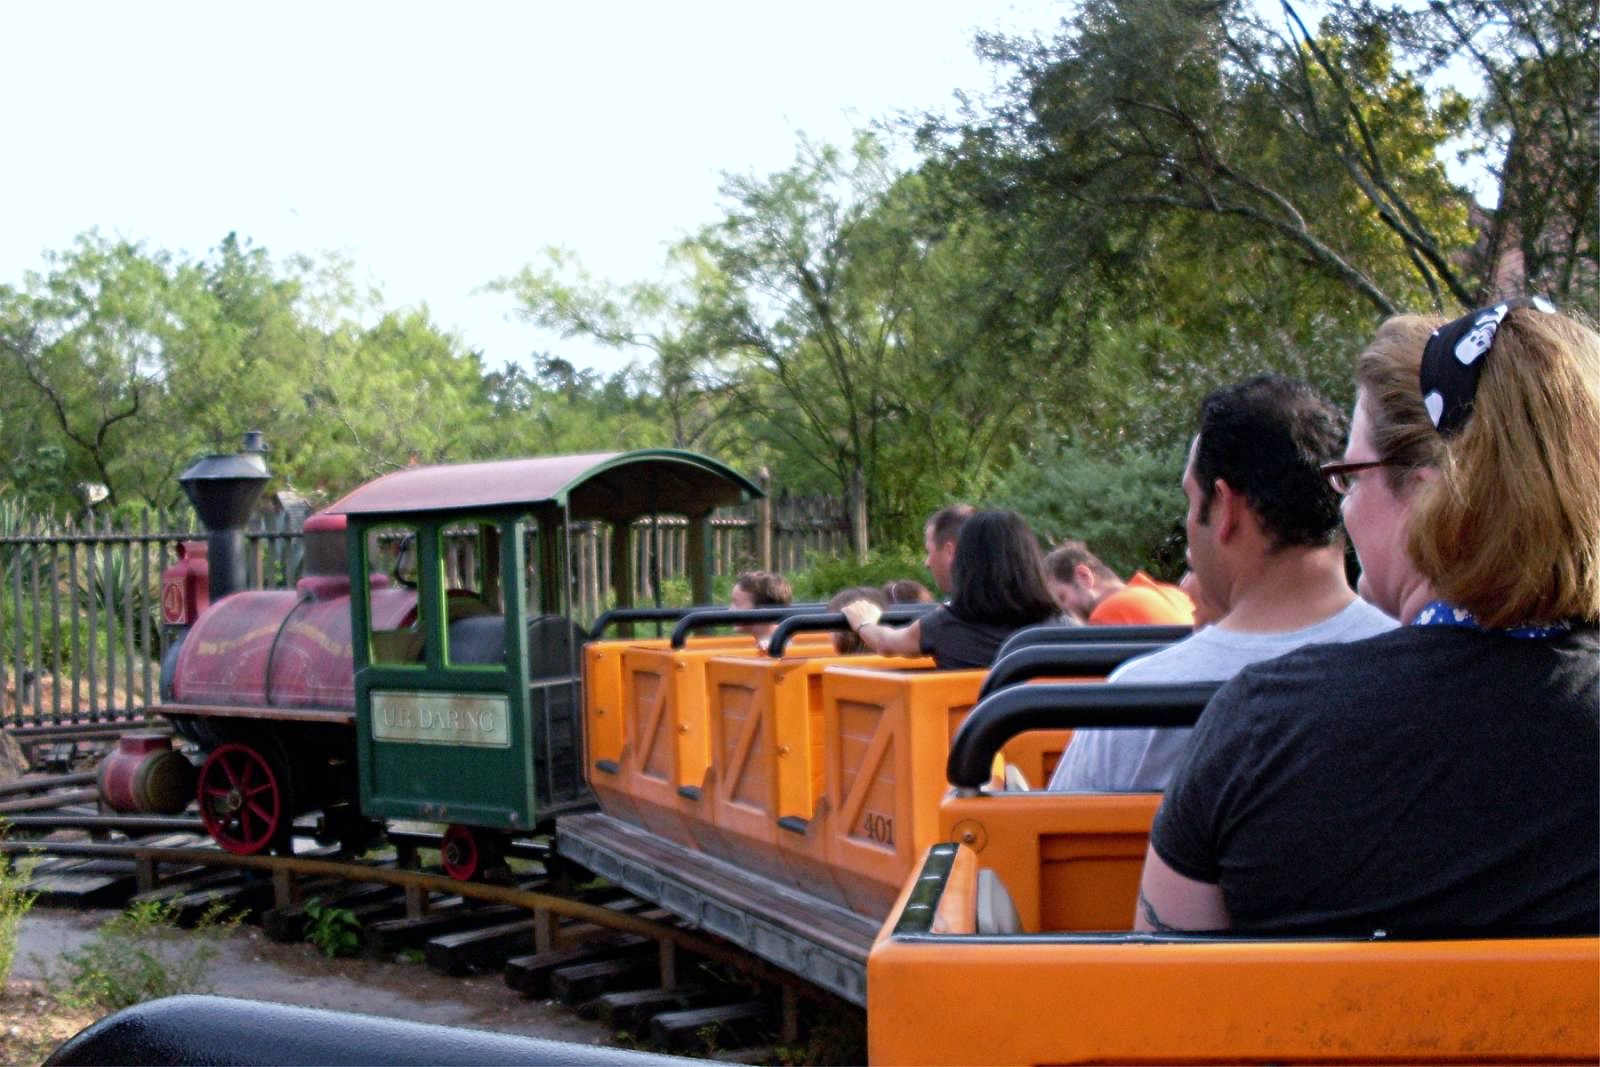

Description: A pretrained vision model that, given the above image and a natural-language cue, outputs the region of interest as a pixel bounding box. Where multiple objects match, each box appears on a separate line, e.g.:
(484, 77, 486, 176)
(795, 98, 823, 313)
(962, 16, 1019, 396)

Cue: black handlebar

(976, 642, 1168, 698)
(587, 607, 693, 640)
(945, 681, 1221, 789)
(765, 603, 939, 657)
(668, 605, 826, 648)
(992, 623, 1191, 662)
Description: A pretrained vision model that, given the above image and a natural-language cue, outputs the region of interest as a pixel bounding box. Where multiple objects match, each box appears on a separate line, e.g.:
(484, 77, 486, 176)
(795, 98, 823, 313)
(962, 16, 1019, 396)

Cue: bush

(303, 897, 362, 958)
(990, 438, 1188, 581)
(52, 899, 241, 1011)
(0, 850, 38, 986)
(787, 546, 933, 603)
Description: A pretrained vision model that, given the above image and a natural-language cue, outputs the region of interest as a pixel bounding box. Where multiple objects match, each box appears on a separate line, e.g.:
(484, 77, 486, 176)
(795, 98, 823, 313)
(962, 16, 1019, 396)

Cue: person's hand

(840, 599, 883, 633)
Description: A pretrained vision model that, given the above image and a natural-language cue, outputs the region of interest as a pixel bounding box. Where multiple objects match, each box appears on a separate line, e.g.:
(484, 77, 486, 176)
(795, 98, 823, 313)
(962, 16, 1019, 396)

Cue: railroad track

(2, 787, 856, 1059)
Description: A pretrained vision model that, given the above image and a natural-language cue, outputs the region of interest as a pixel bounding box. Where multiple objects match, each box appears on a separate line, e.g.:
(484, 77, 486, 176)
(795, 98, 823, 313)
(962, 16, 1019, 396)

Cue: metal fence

(0, 496, 850, 726)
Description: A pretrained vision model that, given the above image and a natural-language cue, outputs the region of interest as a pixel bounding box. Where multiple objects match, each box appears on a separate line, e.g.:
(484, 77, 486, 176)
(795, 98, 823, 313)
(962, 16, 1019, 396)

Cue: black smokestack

(179, 433, 271, 603)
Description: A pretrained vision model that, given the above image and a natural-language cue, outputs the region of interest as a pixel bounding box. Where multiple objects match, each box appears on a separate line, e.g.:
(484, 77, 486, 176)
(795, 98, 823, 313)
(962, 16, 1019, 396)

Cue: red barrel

(98, 733, 195, 814)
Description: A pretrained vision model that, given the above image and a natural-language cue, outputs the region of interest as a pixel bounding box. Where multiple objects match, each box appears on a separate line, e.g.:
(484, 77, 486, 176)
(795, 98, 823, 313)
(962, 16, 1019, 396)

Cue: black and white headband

(1419, 295, 1557, 437)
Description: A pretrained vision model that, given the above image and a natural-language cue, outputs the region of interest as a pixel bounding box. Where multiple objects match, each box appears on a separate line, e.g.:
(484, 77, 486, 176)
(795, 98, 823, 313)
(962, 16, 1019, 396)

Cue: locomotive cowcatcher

(158, 441, 761, 878)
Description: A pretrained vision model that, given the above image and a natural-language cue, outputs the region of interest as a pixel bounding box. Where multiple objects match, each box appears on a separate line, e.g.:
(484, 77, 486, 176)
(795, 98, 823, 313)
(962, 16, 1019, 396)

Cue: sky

(1, 1, 1068, 375)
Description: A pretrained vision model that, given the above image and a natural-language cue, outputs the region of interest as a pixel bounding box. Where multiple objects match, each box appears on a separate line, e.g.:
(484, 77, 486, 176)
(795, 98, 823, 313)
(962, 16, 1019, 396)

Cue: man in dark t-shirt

(1148, 624, 1599, 935)
(914, 607, 1020, 670)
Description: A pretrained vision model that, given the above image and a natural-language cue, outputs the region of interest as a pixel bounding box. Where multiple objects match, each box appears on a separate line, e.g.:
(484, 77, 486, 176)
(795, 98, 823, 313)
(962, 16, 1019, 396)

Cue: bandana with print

(1412, 599, 1572, 639)
(1419, 295, 1557, 438)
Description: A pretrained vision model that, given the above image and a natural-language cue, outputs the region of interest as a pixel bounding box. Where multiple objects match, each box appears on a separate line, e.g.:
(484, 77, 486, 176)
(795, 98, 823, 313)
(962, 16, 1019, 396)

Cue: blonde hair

(1358, 308, 1600, 626)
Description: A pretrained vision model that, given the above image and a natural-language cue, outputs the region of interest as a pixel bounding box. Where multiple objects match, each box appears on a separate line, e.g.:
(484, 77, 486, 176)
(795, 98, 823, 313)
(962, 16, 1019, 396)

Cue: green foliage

(786, 547, 932, 603)
(52, 899, 241, 1011)
(0, 850, 39, 987)
(303, 897, 363, 958)
(990, 438, 1189, 581)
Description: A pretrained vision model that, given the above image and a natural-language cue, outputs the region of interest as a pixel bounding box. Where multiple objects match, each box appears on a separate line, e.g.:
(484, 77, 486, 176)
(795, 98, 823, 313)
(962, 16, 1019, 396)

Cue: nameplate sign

(371, 691, 510, 748)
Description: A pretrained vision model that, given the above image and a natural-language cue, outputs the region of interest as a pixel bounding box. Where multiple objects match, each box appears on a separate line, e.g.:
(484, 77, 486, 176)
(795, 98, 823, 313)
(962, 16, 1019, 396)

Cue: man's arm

(839, 599, 925, 657)
(859, 618, 923, 657)
(1134, 842, 1231, 932)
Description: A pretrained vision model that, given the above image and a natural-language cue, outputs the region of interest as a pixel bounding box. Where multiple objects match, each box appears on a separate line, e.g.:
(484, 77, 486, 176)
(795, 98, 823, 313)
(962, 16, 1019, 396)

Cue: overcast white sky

(1, 1, 1067, 374)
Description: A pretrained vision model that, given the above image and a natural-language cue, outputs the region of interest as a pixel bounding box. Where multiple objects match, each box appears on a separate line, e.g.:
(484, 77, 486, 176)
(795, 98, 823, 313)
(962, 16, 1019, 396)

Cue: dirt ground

(7, 907, 616, 1065)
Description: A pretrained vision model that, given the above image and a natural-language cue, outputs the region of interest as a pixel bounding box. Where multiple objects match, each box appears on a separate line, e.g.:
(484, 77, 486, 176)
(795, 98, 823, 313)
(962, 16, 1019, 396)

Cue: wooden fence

(0, 494, 850, 726)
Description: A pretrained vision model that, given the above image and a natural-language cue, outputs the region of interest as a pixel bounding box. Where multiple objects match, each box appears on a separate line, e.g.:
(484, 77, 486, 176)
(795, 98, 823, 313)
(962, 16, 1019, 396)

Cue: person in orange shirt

(1044, 542, 1195, 625)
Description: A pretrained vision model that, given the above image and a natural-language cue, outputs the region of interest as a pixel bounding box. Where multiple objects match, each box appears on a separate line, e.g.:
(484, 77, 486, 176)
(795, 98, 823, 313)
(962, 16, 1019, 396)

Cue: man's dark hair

(734, 571, 793, 607)
(1194, 375, 1347, 549)
(1044, 541, 1119, 584)
(948, 510, 1059, 625)
(926, 504, 975, 548)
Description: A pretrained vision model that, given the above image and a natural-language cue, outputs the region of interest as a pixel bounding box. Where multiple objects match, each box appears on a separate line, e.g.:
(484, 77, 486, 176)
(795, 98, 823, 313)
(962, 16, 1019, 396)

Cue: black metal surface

(44, 994, 711, 1066)
(946, 682, 1221, 788)
(992, 623, 1191, 662)
(667, 606, 823, 649)
(764, 603, 939, 657)
(589, 607, 695, 640)
(977, 641, 1167, 698)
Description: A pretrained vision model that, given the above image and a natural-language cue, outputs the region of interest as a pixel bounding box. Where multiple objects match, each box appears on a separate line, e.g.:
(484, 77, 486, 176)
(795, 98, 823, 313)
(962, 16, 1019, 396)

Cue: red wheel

(441, 824, 502, 881)
(197, 743, 289, 855)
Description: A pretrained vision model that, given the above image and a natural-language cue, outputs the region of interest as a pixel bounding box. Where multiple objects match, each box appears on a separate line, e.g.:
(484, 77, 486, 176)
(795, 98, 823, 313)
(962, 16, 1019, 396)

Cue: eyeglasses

(1320, 459, 1391, 495)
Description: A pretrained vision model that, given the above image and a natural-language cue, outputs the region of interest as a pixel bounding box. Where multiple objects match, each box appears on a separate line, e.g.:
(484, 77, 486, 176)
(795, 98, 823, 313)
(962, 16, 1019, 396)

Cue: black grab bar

(669, 605, 828, 648)
(765, 602, 939, 657)
(992, 623, 1191, 662)
(587, 607, 694, 640)
(945, 681, 1221, 790)
(976, 641, 1168, 698)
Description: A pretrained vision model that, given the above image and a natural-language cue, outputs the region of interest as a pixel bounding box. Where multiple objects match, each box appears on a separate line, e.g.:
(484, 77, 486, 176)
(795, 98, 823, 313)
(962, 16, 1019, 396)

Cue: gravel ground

(9, 906, 617, 1063)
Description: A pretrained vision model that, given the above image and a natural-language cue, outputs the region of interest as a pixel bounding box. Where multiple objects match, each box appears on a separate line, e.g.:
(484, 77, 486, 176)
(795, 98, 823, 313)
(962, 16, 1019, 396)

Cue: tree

(954, 0, 1476, 317)
(1366, 0, 1597, 304)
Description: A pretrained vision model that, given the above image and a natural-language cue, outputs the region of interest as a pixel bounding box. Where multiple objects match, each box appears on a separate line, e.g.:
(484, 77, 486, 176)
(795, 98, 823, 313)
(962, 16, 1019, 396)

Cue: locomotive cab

(327, 450, 764, 877)
(159, 448, 763, 872)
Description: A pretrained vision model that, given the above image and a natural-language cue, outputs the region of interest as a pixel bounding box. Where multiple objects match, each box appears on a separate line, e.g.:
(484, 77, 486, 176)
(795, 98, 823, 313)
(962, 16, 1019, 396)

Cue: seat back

(939, 789, 1159, 932)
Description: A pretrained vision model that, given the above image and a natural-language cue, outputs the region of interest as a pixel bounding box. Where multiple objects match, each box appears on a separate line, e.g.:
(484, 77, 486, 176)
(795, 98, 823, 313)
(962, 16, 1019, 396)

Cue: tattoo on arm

(1139, 889, 1181, 933)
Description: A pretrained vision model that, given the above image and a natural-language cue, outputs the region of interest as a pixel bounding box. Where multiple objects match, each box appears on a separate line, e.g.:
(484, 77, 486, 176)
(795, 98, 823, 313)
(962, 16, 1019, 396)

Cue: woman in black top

(842, 509, 1062, 669)
(1138, 300, 1600, 936)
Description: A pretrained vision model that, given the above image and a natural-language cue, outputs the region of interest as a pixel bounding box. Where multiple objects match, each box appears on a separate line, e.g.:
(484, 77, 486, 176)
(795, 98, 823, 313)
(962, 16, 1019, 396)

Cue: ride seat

(444, 614, 585, 678)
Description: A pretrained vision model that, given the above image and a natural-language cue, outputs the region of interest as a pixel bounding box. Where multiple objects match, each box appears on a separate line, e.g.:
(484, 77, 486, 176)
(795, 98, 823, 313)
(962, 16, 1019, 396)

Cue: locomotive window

(366, 523, 424, 666)
(520, 521, 544, 616)
(442, 519, 508, 670)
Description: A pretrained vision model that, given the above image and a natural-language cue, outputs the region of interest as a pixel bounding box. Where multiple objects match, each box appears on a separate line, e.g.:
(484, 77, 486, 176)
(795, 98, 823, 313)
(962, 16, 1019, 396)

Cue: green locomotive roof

(321, 449, 763, 523)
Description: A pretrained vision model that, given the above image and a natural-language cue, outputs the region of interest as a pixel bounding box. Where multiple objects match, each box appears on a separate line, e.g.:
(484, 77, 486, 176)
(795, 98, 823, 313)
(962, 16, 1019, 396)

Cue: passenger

(729, 570, 792, 649)
(882, 578, 934, 604)
(923, 504, 975, 596)
(841, 510, 1060, 669)
(1044, 542, 1194, 625)
(828, 586, 888, 654)
(1047, 375, 1394, 792)
(1138, 300, 1600, 936)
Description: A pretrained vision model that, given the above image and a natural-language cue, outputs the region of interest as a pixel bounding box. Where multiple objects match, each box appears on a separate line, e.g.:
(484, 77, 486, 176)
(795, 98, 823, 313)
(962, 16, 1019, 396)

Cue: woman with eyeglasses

(1134, 299, 1599, 937)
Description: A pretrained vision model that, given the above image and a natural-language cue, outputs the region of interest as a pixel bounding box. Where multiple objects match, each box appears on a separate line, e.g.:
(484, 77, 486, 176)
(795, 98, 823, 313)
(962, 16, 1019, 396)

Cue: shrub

(52, 899, 241, 1011)
(0, 850, 39, 986)
(990, 438, 1188, 581)
(786, 546, 933, 603)
(303, 897, 362, 958)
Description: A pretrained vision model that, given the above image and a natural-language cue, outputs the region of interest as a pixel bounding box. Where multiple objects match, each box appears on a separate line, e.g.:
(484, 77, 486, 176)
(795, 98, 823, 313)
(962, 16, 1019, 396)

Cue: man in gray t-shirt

(1048, 375, 1397, 793)
(1047, 599, 1393, 790)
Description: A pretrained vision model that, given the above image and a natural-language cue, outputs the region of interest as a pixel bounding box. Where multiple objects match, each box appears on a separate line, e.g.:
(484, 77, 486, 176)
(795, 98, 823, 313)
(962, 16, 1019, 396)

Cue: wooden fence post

(757, 467, 773, 572)
(850, 467, 869, 563)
